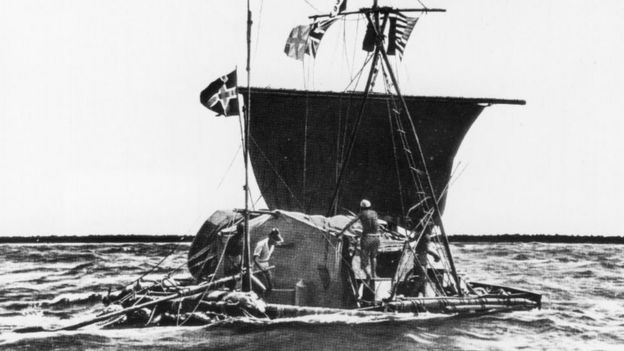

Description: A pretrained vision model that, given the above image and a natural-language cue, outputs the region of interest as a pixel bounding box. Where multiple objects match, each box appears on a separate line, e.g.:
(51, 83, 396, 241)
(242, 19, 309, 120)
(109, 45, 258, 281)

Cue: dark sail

(242, 87, 524, 221)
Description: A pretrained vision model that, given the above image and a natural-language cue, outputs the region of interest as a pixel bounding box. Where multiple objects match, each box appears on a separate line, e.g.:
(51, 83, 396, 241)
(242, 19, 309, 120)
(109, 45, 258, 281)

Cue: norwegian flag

(199, 70, 240, 117)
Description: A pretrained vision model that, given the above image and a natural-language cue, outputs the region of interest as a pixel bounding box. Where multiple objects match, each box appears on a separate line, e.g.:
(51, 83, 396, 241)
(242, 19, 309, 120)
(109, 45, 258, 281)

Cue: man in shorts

(339, 199, 380, 281)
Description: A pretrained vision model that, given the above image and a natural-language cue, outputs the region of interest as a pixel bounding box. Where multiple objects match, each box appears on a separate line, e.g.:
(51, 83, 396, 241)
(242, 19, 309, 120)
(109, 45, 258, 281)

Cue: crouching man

(253, 227, 283, 296)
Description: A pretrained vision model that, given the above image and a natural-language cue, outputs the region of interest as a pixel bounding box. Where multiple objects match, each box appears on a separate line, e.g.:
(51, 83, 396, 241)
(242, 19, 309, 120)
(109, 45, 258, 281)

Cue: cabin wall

(249, 213, 346, 308)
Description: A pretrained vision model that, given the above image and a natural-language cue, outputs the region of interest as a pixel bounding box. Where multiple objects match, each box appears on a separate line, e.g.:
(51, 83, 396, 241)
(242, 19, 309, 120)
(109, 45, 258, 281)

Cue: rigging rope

(381, 70, 457, 286)
(438, 161, 467, 204)
(111, 239, 185, 304)
(249, 136, 305, 210)
(303, 0, 320, 13)
(252, 0, 264, 58)
(386, 99, 407, 218)
(378, 56, 458, 295)
(178, 231, 231, 326)
(351, 16, 361, 79)
(303, 90, 309, 207)
(215, 145, 242, 191)
(380, 63, 431, 229)
(341, 19, 351, 77)
(343, 53, 374, 92)
(338, 52, 374, 179)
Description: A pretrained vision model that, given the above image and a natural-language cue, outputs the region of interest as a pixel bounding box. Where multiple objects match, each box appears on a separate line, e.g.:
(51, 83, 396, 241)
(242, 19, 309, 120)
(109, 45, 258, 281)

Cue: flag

(284, 25, 311, 60)
(306, 18, 337, 57)
(361, 12, 418, 59)
(199, 70, 240, 117)
(284, 19, 337, 61)
(329, 0, 347, 17)
(362, 21, 375, 52)
(387, 13, 418, 59)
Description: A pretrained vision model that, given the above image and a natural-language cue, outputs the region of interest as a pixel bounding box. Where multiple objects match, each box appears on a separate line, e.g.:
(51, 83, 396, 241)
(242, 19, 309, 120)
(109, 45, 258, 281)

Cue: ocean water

(0, 242, 622, 350)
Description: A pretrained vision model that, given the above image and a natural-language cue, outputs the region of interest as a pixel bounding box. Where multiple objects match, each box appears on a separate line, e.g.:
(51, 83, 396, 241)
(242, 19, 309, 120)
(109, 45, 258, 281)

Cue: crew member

(413, 232, 441, 296)
(223, 223, 244, 290)
(339, 199, 380, 281)
(253, 227, 283, 296)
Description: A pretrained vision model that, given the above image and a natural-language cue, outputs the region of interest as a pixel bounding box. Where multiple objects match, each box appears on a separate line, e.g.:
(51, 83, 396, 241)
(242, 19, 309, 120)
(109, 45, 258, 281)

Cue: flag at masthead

(284, 19, 337, 61)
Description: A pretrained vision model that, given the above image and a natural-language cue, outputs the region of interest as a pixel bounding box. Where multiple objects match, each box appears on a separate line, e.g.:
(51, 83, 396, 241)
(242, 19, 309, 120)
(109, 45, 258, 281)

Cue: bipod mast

(323, 1, 463, 295)
(324, 2, 445, 217)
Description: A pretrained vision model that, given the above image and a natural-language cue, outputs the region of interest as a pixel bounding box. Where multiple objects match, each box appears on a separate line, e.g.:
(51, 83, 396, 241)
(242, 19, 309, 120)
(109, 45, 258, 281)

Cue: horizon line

(0, 234, 622, 244)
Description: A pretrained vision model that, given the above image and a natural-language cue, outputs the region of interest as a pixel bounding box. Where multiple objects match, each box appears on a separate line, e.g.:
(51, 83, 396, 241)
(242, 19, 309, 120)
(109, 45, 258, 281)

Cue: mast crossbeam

(309, 7, 445, 20)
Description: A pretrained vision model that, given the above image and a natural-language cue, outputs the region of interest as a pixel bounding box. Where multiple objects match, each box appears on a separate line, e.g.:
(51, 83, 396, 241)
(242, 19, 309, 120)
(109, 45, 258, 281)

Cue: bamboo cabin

(187, 209, 454, 308)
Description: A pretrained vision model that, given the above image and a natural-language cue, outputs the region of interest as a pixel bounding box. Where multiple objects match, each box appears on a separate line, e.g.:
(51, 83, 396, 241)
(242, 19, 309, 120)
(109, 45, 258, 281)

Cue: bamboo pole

(358, 12, 462, 295)
(242, 0, 253, 293)
(385, 296, 539, 313)
(13, 267, 274, 333)
(13, 273, 245, 333)
(309, 7, 446, 20)
(325, 11, 389, 216)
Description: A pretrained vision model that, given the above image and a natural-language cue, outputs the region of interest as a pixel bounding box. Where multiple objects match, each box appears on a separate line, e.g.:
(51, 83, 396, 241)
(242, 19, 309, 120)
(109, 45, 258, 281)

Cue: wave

(2, 234, 624, 244)
(0, 292, 103, 312)
(1, 242, 623, 350)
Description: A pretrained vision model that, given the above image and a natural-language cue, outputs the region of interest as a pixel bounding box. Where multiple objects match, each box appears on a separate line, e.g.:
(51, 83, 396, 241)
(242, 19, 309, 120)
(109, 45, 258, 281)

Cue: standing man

(253, 227, 283, 296)
(339, 199, 380, 282)
(412, 232, 441, 296)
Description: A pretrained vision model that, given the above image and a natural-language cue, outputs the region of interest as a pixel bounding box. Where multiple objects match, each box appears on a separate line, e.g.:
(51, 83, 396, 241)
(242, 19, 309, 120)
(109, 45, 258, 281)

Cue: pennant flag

(387, 13, 418, 59)
(329, 0, 347, 17)
(199, 70, 240, 117)
(362, 21, 376, 52)
(284, 19, 337, 61)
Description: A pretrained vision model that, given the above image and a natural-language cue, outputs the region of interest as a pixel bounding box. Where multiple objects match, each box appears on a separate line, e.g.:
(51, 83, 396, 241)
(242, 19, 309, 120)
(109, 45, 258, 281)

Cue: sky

(1, 0, 623, 236)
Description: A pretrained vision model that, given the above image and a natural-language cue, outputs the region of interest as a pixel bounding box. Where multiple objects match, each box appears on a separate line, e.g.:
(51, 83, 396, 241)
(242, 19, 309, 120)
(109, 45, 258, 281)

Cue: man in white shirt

(253, 228, 283, 296)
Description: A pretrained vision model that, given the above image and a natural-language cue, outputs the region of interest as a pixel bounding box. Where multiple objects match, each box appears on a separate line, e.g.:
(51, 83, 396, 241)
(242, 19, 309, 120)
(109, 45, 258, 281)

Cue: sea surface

(0, 242, 621, 350)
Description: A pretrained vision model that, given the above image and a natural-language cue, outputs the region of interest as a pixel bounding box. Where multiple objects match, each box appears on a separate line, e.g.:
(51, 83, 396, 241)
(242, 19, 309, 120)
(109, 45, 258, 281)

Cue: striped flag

(388, 13, 419, 59)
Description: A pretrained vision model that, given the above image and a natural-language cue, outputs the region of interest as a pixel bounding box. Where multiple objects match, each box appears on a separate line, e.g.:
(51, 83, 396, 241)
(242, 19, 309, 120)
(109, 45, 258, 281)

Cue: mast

(375, 34, 462, 296)
(362, 5, 462, 295)
(326, 5, 387, 216)
(325, 3, 445, 217)
(321, 1, 462, 295)
(241, 0, 253, 292)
